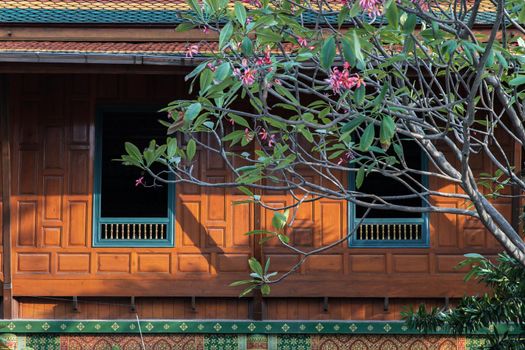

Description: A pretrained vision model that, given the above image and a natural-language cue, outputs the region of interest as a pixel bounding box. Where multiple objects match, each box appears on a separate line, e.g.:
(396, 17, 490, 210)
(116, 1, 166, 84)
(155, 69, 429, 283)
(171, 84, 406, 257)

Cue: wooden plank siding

(4, 73, 507, 313)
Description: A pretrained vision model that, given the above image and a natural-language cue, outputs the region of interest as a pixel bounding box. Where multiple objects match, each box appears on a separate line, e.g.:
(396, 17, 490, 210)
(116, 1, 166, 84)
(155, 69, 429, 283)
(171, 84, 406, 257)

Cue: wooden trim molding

(0, 27, 218, 42)
(0, 74, 15, 319)
(0, 319, 520, 335)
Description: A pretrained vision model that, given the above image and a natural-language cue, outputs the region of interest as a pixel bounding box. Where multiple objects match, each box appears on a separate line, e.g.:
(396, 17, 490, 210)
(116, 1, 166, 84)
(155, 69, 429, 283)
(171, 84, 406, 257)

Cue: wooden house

(0, 0, 519, 348)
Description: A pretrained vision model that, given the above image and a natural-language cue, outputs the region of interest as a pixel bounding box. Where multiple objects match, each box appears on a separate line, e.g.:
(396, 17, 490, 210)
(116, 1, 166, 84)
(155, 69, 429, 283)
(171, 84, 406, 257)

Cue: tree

(403, 253, 525, 349)
(121, 0, 525, 293)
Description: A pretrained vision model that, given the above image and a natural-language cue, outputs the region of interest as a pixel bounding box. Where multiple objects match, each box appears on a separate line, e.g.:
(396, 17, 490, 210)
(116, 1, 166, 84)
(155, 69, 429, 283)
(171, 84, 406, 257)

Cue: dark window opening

(100, 112, 168, 218)
(355, 141, 424, 219)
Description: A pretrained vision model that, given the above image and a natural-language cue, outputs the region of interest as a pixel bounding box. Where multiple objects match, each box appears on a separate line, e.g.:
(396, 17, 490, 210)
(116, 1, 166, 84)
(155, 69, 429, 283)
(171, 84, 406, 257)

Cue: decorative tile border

(0, 320, 521, 335)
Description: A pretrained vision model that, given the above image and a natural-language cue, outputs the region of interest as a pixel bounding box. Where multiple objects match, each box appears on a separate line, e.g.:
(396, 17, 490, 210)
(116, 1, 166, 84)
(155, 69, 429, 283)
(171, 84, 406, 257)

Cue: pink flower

(297, 37, 308, 47)
(274, 79, 282, 85)
(244, 128, 254, 142)
(256, 49, 272, 66)
(185, 44, 199, 58)
(268, 134, 276, 148)
(337, 150, 355, 165)
(227, 117, 235, 125)
(234, 66, 257, 86)
(359, 0, 383, 18)
(202, 26, 209, 34)
(135, 177, 144, 187)
(259, 128, 268, 141)
(242, 0, 261, 7)
(207, 62, 216, 72)
(326, 62, 365, 95)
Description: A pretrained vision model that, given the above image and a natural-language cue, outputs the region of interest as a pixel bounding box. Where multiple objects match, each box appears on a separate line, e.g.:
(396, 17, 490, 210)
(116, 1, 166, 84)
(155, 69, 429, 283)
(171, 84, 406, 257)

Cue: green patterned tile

(204, 334, 241, 350)
(26, 334, 60, 350)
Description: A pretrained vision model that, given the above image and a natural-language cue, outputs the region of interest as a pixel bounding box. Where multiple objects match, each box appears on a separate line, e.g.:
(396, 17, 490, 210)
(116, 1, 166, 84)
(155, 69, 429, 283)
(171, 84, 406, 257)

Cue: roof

(0, 0, 497, 25)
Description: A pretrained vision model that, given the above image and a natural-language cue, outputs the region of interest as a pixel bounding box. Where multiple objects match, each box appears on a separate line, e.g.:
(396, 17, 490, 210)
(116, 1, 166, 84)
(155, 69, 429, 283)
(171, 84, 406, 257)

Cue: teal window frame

(348, 152, 429, 248)
(92, 106, 175, 248)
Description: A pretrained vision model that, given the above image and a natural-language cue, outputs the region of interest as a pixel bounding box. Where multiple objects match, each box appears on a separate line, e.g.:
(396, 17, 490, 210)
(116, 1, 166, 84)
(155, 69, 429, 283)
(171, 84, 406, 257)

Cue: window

(348, 142, 429, 247)
(93, 107, 175, 247)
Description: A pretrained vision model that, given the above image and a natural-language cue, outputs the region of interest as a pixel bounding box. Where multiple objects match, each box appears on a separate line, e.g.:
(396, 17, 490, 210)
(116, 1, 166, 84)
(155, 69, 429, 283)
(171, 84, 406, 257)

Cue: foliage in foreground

(402, 253, 525, 349)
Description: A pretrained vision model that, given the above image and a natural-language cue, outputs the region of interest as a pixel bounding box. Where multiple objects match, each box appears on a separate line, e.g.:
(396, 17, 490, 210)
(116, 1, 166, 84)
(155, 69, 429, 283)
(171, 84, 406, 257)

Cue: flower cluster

(359, 0, 383, 18)
(259, 128, 276, 147)
(327, 62, 365, 95)
(185, 44, 199, 58)
(233, 60, 258, 86)
(233, 49, 274, 86)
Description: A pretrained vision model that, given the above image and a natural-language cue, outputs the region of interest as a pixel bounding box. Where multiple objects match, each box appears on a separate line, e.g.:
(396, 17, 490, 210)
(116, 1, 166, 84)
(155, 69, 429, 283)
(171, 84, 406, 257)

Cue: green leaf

(227, 113, 250, 128)
(167, 138, 178, 158)
(230, 279, 256, 286)
(385, 1, 399, 29)
(359, 123, 375, 152)
(509, 76, 525, 86)
(353, 85, 366, 105)
(355, 166, 365, 189)
(248, 257, 264, 276)
(341, 37, 356, 66)
(237, 186, 254, 197)
(184, 102, 202, 122)
(320, 36, 336, 71)
(241, 36, 254, 56)
(379, 116, 396, 149)
(200, 69, 213, 93)
(403, 13, 417, 34)
(261, 284, 271, 295)
(245, 229, 277, 236)
(464, 253, 485, 259)
(186, 139, 196, 160)
(125, 142, 143, 162)
(341, 115, 366, 133)
(175, 22, 196, 32)
(271, 211, 288, 230)
(214, 62, 231, 82)
(219, 22, 234, 49)
(350, 30, 364, 69)
(256, 29, 281, 43)
(239, 285, 256, 297)
(234, 2, 247, 25)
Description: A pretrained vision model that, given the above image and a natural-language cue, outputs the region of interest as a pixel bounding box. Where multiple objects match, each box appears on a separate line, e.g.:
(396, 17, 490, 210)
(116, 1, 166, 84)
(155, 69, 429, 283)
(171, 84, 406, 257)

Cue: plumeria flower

(244, 128, 254, 142)
(202, 26, 209, 34)
(233, 66, 257, 86)
(227, 117, 235, 125)
(185, 44, 199, 58)
(135, 177, 145, 187)
(207, 62, 216, 72)
(326, 62, 365, 95)
(359, 0, 383, 18)
(297, 37, 308, 47)
(268, 134, 277, 148)
(259, 128, 269, 141)
(337, 150, 356, 165)
(256, 49, 272, 66)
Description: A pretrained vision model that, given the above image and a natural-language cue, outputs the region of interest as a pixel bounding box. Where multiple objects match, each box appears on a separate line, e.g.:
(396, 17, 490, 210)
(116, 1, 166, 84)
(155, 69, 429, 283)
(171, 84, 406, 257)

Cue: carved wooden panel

(6, 73, 508, 301)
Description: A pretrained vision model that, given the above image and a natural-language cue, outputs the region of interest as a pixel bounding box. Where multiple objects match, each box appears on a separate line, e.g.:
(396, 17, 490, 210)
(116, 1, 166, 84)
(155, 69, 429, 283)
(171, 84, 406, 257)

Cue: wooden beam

(251, 143, 264, 321)
(0, 62, 195, 75)
(11, 275, 487, 297)
(0, 74, 14, 319)
(0, 27, 218, 42)
(0, 26, 511, 43)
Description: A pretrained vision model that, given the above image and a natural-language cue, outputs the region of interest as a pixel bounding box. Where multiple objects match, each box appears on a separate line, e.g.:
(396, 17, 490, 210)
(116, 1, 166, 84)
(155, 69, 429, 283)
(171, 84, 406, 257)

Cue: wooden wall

(2, 73, 509, 319)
